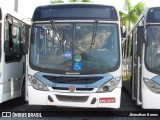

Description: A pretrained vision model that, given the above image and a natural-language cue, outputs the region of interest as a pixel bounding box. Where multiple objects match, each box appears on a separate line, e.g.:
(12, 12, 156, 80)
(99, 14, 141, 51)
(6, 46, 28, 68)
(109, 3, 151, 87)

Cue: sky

(1, 0, 160, 18)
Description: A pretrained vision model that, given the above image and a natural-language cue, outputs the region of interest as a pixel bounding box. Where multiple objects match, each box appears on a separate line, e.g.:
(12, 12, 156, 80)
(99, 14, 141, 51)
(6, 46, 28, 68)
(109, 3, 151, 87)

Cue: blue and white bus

(122, 6, 160, 109)
(26, 3, 122, 108)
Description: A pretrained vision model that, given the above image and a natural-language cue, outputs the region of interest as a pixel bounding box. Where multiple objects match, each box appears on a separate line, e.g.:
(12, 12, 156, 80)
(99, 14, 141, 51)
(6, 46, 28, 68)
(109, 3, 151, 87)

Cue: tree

(119, 0, 145, 32)
(81, 0, 91, 2)
(50, 0, 64, 3)
(69, 0, 80, 2)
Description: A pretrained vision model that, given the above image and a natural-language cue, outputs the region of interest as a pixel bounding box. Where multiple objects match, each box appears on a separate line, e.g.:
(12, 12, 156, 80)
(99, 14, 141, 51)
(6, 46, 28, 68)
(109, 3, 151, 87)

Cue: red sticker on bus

(99, 98, 116, 103)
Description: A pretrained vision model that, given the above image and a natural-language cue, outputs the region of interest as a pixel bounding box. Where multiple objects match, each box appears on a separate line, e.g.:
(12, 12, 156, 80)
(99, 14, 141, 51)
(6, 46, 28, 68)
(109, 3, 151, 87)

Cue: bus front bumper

(142, 89, 160, 109)
(28, 86, 121, 108)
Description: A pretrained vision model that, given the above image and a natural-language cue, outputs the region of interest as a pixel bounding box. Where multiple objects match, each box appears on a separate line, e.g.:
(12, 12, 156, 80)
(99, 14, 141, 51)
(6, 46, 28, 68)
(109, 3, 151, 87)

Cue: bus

(122, 6, 160, 109)
(26, 3, 122, 108)
(0, 6, 29, 103)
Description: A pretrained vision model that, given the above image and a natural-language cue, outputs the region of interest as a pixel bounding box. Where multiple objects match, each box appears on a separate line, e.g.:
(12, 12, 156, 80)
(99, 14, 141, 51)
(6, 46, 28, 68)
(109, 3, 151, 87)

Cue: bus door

(132, 29, 138, 101)
(3, 14, 24, 102)
(132, 26, 143, 105)
(20, 22, 30, 100)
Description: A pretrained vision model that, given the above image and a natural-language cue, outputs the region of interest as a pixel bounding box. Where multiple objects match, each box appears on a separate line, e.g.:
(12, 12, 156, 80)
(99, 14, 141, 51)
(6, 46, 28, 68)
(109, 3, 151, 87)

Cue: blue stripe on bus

(33, 72, 114, 88)
(152, 76, 160, 85)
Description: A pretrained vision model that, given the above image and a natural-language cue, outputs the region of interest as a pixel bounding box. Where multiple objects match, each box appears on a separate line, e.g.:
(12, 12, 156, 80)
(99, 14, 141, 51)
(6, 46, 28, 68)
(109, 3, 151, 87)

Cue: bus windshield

(146, 25, 160, 72)
(30, 22, 119, 74)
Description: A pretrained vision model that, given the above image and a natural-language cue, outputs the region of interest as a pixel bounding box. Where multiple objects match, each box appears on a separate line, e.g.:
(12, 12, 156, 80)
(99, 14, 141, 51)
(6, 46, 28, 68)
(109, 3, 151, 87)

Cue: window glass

(4, 15, 22, 63)
(30, 23, 120, 73)
(146, 25, 160, 72)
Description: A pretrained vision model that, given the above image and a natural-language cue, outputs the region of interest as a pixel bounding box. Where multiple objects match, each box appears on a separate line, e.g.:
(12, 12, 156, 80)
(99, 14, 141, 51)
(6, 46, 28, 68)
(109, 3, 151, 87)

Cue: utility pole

(14, 0, 18, 12)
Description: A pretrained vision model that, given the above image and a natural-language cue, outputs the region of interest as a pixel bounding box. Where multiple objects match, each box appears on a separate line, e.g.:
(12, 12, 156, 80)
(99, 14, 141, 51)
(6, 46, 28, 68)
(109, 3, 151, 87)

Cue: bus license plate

(99, 98, 115, 103)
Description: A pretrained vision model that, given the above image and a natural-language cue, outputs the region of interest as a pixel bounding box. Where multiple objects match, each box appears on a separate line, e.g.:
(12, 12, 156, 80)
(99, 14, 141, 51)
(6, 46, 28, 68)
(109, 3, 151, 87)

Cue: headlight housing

(143, 77, 160, 94)
(97, 76, 121, 93)
(28, 75, 49, 91)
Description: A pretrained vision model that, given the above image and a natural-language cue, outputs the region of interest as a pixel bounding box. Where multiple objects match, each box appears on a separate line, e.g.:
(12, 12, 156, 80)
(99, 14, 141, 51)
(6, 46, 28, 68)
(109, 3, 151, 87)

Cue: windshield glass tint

(146, 25, 160, 72)
(30, 23, 73, 70)
(30, 23, 119, 73)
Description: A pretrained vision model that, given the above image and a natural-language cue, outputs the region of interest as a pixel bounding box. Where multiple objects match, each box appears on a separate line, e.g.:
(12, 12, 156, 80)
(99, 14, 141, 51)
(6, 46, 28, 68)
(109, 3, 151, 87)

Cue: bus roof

(146, 6, 160, 23)
(32, 3, 118, 21)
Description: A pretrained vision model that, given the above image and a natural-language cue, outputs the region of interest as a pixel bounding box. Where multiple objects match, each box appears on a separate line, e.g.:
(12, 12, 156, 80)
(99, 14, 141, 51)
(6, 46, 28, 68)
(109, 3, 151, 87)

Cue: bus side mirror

(20, 24, 30, 54)
(137, 26, 144, 56)
(121, 26, 126, 39)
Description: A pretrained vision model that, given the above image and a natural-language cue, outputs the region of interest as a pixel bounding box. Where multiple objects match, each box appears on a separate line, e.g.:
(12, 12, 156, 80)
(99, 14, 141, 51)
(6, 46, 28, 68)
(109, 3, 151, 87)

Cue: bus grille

(43, 76, 103, 84)
(56, 95, 89, 102)
(52, 87, 93, 91)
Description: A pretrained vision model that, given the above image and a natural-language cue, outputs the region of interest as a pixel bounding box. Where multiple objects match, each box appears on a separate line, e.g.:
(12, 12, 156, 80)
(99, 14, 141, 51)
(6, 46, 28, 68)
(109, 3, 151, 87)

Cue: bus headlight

(97, 76, 121, 93)
(29, 77, 49, 91)
(143, 77, 160, 94)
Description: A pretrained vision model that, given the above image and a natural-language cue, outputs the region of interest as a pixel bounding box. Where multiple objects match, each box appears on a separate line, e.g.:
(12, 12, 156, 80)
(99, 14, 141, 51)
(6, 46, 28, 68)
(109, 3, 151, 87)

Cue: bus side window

(4, 15, 22, 62)
(4, 21, 10, 53)
(20, 23, 30, 54)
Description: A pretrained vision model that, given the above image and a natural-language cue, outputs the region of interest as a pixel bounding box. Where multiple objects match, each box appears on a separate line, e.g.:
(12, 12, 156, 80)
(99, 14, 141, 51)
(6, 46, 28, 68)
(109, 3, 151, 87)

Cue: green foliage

(50, 0, 64, 3)
(69, 0, 80, 2)
(81, 0, 91, 2)
(69, 0, 91, 2)
(119, 0, 145, 31)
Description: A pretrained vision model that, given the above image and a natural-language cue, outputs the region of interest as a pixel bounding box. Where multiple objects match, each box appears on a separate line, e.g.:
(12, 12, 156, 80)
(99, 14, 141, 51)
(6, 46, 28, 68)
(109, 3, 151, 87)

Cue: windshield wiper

(89, 20, 98, 53)
(50, 20, 61, 41)
(50, 20, 65, 53)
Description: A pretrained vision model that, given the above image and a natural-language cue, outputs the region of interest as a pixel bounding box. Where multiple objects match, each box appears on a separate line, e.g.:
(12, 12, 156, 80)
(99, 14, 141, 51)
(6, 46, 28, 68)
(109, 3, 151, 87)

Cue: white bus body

(0, 6, 28, 103)
(26, 3, 122, 108)
(122, 6, 160, 109)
